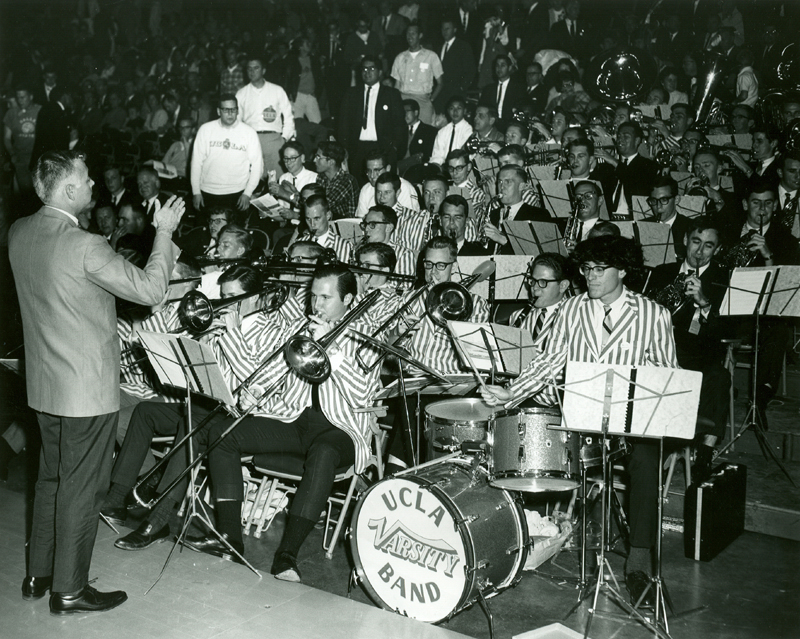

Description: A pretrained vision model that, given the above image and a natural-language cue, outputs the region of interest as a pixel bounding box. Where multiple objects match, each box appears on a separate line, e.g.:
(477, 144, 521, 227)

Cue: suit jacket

(548, 19, 590, 60)
(615, 154, 660, 212)
(434, 37, 476, 112)
(458, 240, 492, 256)
(29, 101, 73, 170)
(338, 83, 407, 160)
(372, 12, 409, 62)
(8, 207, 179, 417)
(406, 121, 437, 161)
(177, 226, 213, 258)
(492, 202, 552, 254)
(479, 78, 528, 122)
(524, 83, 549, 117)
(508, 287, 678, 406)
(668, 213, 692, 262)
(647, 260, 728, 363)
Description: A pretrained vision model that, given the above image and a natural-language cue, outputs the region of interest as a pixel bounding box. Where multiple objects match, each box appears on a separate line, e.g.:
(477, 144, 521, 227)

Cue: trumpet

(465, 137, 498, 156)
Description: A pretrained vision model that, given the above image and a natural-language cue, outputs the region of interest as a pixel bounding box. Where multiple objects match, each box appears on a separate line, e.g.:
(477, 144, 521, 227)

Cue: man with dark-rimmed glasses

(482, 236, 678, 609)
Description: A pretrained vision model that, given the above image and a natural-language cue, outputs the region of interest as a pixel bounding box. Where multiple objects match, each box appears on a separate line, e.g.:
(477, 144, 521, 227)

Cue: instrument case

(683, 462, 747, 561)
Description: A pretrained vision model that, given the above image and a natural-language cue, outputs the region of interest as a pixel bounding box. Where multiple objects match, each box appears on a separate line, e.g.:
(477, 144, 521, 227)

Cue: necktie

(462, 12, 467, 30)
(532, 308, 546, 340)
(383, 16, 389, 31)
(496, 83, 502, 113)
(442, 41, 449, 61)
(448, 124, 456, 154)
(786, 192, 793, 209)
(612, 159, 626, 210)
(601, 305, 613, 349)
(569, 20, 574, 37)
(362, 85, 371, 129)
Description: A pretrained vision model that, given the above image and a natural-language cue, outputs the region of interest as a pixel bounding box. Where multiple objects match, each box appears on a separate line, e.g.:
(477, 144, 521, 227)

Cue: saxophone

(563, 189, 584, 250)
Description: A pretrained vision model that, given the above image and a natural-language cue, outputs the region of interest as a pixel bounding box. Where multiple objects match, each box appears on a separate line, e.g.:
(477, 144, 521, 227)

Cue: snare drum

(488, 406, 580, 492)
(424, 398, 494, 459)
(349, 457, 528, 623)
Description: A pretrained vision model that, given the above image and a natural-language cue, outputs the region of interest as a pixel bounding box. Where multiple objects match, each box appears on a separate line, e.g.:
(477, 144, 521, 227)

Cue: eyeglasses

(314, 154, 329, 161)
(646, 196, 675, 207)
(219, 107, 238, 114)
(447, 164, 468, 172)
(423, 260, 454, 271)
(574, 192, 596, 201)
(580, 264, 611, 277)
(283, 155, 301, 162)
(524, 276, 560, 288)
(360, 220, 390, 230)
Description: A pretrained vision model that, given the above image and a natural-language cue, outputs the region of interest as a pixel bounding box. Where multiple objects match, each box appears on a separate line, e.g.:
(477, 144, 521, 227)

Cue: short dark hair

(317, 140, 347, 166)
(446, 95, 467, 110)
(573, 236, 644, 274)
(365, 148, 389, 166)
(618, 121, 645, 140)
(425, 235, 457, 260)
(375, 172, 401, 192)
(587, 220, 621, 238)
(137, 166, 159, 182)
(650, 175, 679, 198)
(530, 252, 574, 281)
(751, 123, 781, 143)
(280, 140, 305, 158)
(445, 148, 471, 165)
(475, 103, 498, 119)
(441, 194, 469, 216)
(778, 149, 800, 170)
(505, 122, 529, 140)
(367, 204, 398, 227)
(33, 150, 84, 202)
(685, 215, 722, 239)
(208, 207, 234, 222)
(402, 98, 420, 112)
(574, 179, 601, 198)
(498, 144, 526, 163)
(219, 224, 254, 252)
(567, 137, 595, 156)
(361, 54, 381, 69)
(498, 164, 528, 183)
(671, 102, 693, 117)
(218, 93, 238, 108)
(313, 262, 358, 300)
(356, 241, 397, 272)
(744, 176, 777, 199)
(218, 265, 263, 294)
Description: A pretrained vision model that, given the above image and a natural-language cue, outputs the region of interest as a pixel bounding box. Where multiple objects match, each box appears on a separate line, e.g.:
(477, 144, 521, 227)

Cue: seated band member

(182, 264, 381, 582)
(481, 236, 678, 608)
(198, 223, 254, 299)
(359, 204, 415, 276)
(439, 194, 491, 256)
(560, 180, 603, 251)
(294, 194, 353, 263)
(566, 137, 616, 213)
(100, 265, 267, 549)
(484, 164, 550, 254)
(354, 241, 405, 325)
(386, 235, 490, 472)
(646, 218, 730, 481)
(647, 176, 692, 262)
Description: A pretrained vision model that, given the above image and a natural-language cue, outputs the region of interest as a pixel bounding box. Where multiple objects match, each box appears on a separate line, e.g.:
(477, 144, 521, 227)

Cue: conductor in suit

(9, 150, 184, 615)
(338, 55, 407, 185)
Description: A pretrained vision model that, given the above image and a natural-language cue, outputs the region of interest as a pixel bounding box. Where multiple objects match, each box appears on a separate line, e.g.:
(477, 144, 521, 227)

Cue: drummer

(481, 236, 678, 609)
(385, 235, 490, 475)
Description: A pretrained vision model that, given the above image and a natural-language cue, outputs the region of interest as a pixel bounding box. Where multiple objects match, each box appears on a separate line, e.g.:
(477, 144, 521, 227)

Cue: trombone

(354, 261, 496, 373)
(131, 288, 381, 509)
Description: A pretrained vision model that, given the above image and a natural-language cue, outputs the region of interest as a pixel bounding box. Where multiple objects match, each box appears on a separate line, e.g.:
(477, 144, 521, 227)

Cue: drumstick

(457, 335, 491, 396)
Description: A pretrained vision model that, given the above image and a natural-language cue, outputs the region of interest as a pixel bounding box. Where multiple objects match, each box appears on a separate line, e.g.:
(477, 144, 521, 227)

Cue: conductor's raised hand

(154, 195, 186, 235)
(480, 384, 513, 406)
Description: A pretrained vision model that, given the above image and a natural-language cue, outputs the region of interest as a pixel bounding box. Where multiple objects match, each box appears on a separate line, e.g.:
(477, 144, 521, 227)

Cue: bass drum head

(350, 474, 472, 623)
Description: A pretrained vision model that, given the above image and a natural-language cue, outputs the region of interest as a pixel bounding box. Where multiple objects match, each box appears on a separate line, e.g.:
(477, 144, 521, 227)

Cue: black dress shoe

(22, 575, 52, 600)
(100, 506, 128, 527)
(626, 570, 654, 607)
(182, 533, 244, 563)
(50, 585, 127, 615)
(271, 550, 301, 582)
(114, 521, 169, 550)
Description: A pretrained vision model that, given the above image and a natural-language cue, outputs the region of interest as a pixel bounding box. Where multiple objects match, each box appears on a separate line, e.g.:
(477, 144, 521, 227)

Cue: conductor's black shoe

(114, 521, 169, 550)
(625, 570, 654, 608)
(271, 550, 301, 582)
(182, 533, 244, 563)
(100, 506, 128, 527)
(49, 585, 127, 615)
(21, 575, 52, 600)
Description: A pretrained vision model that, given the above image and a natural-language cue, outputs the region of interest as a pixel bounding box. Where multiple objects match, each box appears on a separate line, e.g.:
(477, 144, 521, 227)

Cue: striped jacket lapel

(577, 297, 599, 359)
(598, 289, 638, 361)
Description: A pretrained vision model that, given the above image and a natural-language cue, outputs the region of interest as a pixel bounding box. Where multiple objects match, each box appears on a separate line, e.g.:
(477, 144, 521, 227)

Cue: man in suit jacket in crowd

(339, 55, 407, 184)
(402, 99, 437, 164)
(434, 18, 476, 115)
(9, 150, 183, 615)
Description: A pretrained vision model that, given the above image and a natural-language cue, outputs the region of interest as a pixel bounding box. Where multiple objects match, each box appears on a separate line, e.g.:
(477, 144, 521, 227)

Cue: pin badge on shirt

(263, 106, 277, 122)
(382, 104, 388, 110)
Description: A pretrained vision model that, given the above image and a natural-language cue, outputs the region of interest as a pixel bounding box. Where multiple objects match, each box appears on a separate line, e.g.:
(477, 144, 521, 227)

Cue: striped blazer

(394, 205, 432, 255)
(216, 313, 381, 474)
(507, 288, 678, 409)
(388, 240, 416, 277)
(296, 230, 353, 264)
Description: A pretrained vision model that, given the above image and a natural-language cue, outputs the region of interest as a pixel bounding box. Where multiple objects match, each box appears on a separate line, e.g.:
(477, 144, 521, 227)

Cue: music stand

(558, 363, 701, 639)
(715, 267, 798, 486)
(138, 332, 260, 589)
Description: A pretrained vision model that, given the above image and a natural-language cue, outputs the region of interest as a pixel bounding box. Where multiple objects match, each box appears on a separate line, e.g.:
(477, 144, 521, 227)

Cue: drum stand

(564, 430, 671, 639)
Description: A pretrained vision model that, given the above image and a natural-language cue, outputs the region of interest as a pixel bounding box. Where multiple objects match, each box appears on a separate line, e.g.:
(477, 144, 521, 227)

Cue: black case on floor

(683, 462, 747, 561)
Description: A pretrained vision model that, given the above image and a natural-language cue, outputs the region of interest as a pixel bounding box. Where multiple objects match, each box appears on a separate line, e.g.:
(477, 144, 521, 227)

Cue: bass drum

(425, 398, 494, 459)
(349, 457, 528, 623)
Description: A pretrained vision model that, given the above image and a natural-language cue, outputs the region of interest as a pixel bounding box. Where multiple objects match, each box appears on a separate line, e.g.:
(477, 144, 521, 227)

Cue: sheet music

(177, 337, 236, 406)
(250, 193, 284, 219)
(448, 321, 505, 374)
(332, 218, 364, 246)
(561, 362, 701, 439)
(719, 267, 776, 316)
(764, 266, 800, 318)
(615, 221, 675, 266)
(138, 331, 187, 390)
